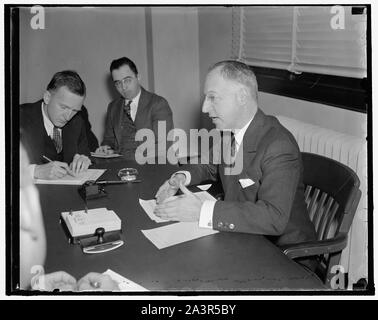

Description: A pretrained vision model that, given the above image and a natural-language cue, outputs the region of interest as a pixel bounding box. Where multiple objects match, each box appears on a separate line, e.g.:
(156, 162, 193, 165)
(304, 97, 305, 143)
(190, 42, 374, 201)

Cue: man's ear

(43, 91, 51, 105)
(236, 87, 249, 106)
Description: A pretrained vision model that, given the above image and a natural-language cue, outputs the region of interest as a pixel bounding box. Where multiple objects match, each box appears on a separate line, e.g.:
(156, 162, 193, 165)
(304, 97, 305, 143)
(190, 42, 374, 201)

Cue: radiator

(277, 115, 367, 287)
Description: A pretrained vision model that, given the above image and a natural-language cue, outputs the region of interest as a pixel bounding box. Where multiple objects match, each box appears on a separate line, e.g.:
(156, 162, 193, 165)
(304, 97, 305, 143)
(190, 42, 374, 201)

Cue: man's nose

(202, 100, 210, 113)
(121, 80, 128, 90)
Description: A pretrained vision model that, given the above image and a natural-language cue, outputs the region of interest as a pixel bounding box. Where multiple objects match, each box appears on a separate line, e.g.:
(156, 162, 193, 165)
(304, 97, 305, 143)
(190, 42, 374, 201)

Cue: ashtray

(118, 168, 138, 181)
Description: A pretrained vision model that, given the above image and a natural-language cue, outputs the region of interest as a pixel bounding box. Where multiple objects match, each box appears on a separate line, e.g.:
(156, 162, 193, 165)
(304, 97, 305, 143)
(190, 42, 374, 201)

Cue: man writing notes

(20, 70, 92, 180)
(155, 60, 316, 248)
(95, 57, 174, 160)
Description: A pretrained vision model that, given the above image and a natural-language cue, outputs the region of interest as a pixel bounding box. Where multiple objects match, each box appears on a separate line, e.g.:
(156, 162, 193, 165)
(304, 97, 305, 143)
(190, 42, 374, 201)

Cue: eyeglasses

(114, 76, 136, 88)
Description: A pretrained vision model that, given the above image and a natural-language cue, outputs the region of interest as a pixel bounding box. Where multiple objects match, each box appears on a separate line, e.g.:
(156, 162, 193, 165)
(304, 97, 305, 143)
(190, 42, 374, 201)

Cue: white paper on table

(34, 169, 106, 185)
(103, 269, 148, 291)
(141, 221, 219, 250)
(90, 152, 122, 158)
(139, 191, 216, 223)
(197, 184, 212, 191)
(139, 199, 167, 223)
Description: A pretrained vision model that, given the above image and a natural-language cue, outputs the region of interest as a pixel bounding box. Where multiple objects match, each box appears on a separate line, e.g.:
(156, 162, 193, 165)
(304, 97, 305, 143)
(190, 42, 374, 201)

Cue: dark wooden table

(37, 159, 325, 291)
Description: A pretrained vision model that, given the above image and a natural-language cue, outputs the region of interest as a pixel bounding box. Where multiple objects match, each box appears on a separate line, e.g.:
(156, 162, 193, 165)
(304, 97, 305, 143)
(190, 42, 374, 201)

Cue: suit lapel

(114, 98, 125, 146)
(221, 109, 266, 198)
(134, 87, 150, 128)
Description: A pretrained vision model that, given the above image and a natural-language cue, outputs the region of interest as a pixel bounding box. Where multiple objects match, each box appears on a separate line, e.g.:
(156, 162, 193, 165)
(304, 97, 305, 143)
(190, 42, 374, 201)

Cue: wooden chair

(281, 152, 362, 287)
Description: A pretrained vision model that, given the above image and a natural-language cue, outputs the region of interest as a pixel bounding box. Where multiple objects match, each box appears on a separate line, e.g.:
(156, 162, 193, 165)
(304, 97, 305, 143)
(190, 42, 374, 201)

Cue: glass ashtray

(118, 168, 138, 181)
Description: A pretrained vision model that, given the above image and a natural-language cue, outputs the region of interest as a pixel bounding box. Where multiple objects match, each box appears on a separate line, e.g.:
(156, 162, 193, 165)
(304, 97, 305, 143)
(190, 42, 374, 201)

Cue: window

(232, 5, 369, 112)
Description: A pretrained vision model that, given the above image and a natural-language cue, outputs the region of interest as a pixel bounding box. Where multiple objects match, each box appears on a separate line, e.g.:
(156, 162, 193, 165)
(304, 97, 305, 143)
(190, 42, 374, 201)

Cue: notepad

(141, 222, 218, 250)
(90, 152, 122, 158)
(34, 169, 106, 185)
(139, 191, 216, 223)
(103, 269, 148, 292)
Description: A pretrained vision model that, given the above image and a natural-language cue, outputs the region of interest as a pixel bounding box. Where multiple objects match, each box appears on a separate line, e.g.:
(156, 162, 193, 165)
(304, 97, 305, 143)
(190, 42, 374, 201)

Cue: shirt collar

(233, 112, 256, 149)
(125, 88, 141, 108)
(41, 102, 58, 137)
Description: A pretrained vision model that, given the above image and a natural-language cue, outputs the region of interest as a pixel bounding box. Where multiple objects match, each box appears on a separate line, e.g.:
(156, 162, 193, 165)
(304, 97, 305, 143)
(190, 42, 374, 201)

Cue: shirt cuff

(28, 164, 36, 179)
(198, 200, 216, 229)
(173, 171, 191, 186)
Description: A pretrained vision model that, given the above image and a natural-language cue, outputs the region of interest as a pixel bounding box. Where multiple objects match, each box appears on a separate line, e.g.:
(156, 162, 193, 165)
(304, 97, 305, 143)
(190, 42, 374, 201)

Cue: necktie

(222, 131, 236, 166)
(124, 100, 133, 122)
(53, 127, 62, 153)
(230, 132, 237, 165)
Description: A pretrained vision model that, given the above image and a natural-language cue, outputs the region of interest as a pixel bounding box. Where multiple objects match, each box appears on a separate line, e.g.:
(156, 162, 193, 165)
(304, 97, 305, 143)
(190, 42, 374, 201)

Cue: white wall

(19, 7, 202, 145)
(19, 6, 367, 141)
(20, 7, 149, 141)
(259, 92, 367, 138)
(151, 7, 201, 132)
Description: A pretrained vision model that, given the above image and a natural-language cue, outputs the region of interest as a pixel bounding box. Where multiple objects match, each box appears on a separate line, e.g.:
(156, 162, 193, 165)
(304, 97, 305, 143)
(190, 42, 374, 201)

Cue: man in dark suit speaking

(155, 60, 316, 247)
(20, 70, 91, 180)
(95, 57, 174, 160)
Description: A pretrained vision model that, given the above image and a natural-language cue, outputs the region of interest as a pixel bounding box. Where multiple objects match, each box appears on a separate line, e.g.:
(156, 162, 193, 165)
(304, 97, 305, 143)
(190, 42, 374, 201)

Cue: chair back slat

(307, 188, 320, 221)
(322, 202, 339, 240)
(312, 191, 328, 233)
(304, 185, 312, 203)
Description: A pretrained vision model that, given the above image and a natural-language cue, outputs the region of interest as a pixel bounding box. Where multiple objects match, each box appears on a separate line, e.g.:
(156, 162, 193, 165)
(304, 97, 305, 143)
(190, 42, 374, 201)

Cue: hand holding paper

(154, 183, 204, 222)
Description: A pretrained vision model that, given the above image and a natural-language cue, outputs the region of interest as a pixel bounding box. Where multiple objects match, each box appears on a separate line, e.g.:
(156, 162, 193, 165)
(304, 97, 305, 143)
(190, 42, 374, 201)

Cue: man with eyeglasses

(95, 57, 174, 160)
(20, 70, 92, 180)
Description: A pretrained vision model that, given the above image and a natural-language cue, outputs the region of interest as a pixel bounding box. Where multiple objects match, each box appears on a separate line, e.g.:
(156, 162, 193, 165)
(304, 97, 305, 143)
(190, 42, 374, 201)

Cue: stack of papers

(34, 169, 106, 185)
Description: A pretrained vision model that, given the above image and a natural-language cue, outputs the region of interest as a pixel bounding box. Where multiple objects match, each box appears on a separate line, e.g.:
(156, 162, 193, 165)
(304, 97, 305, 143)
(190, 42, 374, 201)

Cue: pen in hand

(42, 155, 75, 177)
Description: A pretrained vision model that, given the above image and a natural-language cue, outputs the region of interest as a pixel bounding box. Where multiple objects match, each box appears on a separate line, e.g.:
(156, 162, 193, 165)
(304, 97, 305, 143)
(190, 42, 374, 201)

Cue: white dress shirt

(125, 89, 141, 122)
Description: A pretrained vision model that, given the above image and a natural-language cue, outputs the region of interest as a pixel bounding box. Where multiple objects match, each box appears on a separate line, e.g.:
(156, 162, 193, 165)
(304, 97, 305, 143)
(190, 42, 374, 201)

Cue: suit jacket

(102, 87, 174, 157)
(20, 100, 90, 164)
(184, 109, 316, 247)
(80, 105, 99, 152)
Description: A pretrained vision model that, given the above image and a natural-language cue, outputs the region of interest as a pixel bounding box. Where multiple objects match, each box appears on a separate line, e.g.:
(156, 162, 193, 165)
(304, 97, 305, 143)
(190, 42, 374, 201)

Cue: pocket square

(239, 178, 255, 188)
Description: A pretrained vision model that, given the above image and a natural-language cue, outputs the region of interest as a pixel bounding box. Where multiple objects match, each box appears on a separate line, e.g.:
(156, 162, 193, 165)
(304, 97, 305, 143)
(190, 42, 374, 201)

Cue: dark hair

(209, 60, 258, 102)
(110, 57, 138, 75)
(46, 70, 86, 96)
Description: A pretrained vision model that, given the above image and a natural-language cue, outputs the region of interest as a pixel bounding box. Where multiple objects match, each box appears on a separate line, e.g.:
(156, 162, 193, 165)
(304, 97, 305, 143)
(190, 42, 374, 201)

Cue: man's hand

(154, 183, 203, 222)
(32, 271, 77, 291)
(70, 154, 91, 175)
(95, 145, 114, 155)
(77, 272, 119, 291)
(34, 162, 72, 180)
(155, 173, 186, 204)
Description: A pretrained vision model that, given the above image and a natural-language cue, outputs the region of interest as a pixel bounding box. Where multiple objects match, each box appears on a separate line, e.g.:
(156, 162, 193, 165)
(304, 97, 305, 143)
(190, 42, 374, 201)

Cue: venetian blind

(232, 6, 367, 79)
